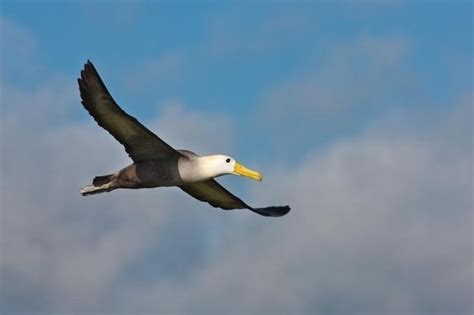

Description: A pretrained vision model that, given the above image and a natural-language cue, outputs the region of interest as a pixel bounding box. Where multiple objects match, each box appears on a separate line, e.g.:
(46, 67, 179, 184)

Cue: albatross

(78, 61, 290, 217)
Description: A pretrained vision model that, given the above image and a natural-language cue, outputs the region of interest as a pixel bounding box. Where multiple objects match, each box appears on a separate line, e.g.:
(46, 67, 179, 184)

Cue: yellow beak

(233, 162, 263, 182)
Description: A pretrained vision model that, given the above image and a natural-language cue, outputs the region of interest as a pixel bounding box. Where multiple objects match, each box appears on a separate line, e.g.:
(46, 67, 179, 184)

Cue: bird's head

(200, 155, 263, 182)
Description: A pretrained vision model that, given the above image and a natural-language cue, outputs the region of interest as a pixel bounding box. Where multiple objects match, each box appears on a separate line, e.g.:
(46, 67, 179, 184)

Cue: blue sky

(2, 1, 471, 159)
(1, 1, 472, 314)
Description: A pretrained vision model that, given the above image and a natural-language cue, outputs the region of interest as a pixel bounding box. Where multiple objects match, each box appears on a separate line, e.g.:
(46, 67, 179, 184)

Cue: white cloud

(110, 100, 472, 314)
(0, 70, 241, 312)
(2, 50, 472, 315)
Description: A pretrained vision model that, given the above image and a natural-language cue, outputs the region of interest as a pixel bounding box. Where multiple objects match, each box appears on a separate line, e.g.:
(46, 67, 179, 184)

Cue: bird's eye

(226, 158, 231, 163)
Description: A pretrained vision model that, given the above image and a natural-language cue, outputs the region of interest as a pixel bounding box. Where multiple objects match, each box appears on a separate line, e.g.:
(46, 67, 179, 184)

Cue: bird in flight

(78, 61, 290, 217)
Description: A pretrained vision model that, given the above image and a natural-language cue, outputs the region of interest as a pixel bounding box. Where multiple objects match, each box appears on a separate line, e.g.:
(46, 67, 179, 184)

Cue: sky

(0, 1, 472, 314)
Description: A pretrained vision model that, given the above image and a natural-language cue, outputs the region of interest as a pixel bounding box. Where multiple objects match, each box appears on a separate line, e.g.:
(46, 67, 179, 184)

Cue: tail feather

(81, 174, 115, 196)
(80, 184, 109, 196)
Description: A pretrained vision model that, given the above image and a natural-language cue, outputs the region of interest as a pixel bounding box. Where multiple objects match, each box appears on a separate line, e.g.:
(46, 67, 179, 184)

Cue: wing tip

(80, 60, 97, 81)
(78, 59, 112, 101)
(84, 59, 93, 69)
(250, 205, 291, 217)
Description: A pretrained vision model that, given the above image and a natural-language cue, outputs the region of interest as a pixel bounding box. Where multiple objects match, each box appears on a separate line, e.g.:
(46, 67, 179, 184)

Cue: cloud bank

(1, 75, 471, 313)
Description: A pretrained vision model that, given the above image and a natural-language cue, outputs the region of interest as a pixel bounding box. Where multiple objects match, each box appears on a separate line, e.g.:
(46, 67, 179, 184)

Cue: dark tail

(93, 174, 114, 186)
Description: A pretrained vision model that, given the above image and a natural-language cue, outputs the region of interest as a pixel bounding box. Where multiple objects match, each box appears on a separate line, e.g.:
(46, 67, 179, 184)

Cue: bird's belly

(117, 160, 183, 188)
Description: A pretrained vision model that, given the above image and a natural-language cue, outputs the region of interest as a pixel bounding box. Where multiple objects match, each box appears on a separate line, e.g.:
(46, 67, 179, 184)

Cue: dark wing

(180, 179, 290, 217)
(78, 60, 181, 162)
